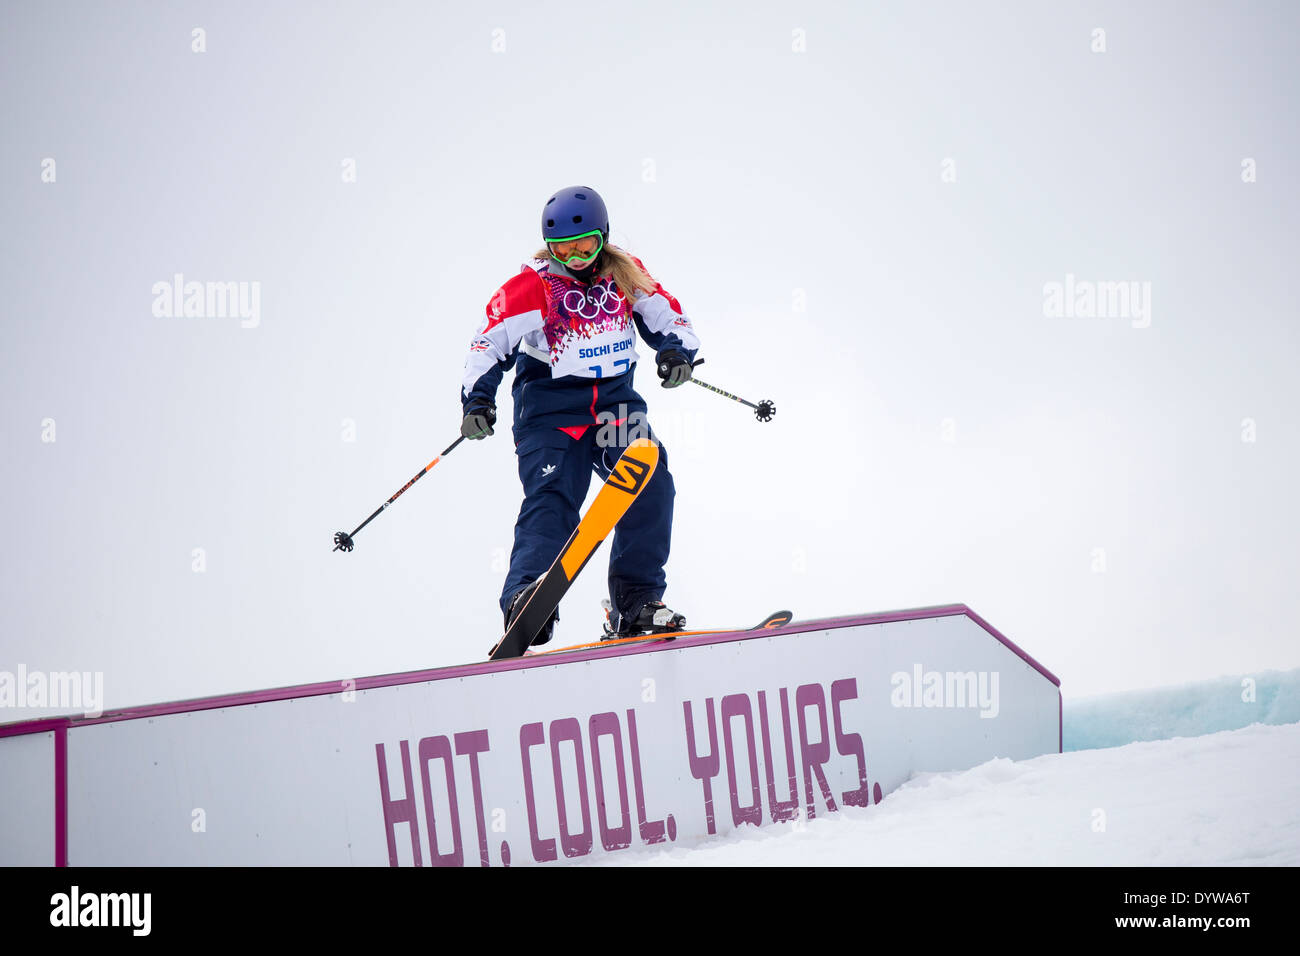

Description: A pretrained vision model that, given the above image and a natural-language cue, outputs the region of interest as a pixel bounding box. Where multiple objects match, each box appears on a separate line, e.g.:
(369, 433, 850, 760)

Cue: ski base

(527, 609, 793, 658)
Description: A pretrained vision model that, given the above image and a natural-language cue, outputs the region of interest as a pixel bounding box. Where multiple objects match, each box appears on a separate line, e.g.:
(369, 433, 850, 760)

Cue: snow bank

(1064, 668, 1300, 752)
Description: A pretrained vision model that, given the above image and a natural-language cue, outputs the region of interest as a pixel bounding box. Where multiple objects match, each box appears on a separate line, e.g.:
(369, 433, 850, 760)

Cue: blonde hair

(533, 243, 658, 301)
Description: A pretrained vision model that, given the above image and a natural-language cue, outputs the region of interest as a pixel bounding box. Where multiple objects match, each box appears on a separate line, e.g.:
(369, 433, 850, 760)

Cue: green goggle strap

(547, 230, 604, 266)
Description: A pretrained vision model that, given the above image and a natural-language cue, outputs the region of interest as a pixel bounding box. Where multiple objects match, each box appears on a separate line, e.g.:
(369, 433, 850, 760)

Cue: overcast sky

(2, 0, 1297, 719)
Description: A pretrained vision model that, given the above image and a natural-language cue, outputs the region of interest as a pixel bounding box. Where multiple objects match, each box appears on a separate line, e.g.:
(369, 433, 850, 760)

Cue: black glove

(656, 350, 694, 389)
(461, 403, 497, 440)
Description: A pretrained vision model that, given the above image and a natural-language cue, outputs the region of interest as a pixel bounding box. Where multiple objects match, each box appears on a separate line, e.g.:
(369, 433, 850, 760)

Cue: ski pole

(689, 376, 776, 422)
(333, 435, 466, 552)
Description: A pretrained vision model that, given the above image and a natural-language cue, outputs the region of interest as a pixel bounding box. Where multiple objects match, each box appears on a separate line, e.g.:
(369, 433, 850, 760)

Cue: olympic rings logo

(561, 285, 626, 321)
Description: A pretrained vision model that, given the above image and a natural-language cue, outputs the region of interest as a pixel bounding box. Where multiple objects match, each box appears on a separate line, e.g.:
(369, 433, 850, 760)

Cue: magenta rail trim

(1, 603, 1057, 736)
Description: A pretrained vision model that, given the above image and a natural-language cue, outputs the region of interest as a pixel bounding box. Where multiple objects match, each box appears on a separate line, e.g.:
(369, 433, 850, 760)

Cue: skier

(460, 185, 700, 654)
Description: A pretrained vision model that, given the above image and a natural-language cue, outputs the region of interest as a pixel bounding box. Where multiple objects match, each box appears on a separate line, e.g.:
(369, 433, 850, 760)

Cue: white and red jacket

(460, 255, 701, 434)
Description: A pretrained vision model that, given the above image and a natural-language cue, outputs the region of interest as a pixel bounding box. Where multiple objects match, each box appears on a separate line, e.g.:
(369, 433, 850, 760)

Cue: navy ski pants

(499, 425, 675, 638)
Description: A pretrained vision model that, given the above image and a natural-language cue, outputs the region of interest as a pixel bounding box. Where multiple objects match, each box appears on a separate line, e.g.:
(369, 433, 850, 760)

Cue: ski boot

(601, 599, 686, 640)
(499, 578, 559, 657)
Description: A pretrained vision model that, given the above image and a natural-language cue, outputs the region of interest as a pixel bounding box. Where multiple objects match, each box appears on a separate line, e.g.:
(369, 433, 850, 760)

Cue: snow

(593, 722, 1300, 867)
(590, 671, 1300, 866)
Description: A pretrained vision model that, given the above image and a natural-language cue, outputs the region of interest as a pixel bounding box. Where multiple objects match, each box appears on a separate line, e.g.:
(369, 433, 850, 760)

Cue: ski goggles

(547, 230, 604, 267)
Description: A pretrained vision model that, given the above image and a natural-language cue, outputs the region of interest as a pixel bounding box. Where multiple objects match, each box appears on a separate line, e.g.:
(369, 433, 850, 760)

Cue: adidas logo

(542, 464, 556, 476)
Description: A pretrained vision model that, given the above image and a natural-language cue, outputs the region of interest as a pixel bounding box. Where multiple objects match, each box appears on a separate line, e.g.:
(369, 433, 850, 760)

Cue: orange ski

(489, 438, 661, 660)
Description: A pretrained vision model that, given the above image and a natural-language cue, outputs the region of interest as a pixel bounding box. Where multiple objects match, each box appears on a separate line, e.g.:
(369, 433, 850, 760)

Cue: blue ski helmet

(542, 186, 609, 242)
